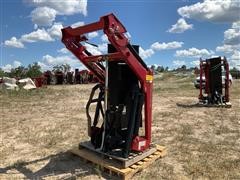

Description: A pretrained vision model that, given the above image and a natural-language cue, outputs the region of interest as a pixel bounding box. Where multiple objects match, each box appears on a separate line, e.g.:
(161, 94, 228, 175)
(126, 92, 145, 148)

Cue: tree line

(0, 63, 72, 79)
(1, 62, 239, 79)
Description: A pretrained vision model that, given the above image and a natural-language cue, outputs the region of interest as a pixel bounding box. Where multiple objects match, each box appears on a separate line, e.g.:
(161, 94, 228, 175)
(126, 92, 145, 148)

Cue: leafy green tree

(53, 65, 63, 73)
(0, 68, 6, 77)
(9, 68, 18, 78)
(156, 65, 164, 72)
(230, 67, 240, 79)
(181, 65, 187, 70)
(9, 66, 28, 78)
(26, 62, 42, 78)
(165, 66, 169, 72)
(62, 64, 71, 74)
(230, 67, 238, 73)
(150, 65, 156, 71)
(53, 64, 71, 74)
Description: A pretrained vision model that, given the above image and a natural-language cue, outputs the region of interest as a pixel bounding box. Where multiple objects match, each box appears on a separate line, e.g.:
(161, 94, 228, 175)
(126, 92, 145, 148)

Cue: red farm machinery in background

(32, 76, 46, 88)
(74, 69, 98, 84)
(198, 56, 231, 107)
(61, 13, 155, 160)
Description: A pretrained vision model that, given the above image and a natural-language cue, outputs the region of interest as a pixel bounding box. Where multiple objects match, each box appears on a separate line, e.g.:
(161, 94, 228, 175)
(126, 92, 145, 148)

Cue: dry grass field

(1, 72, 240, 179)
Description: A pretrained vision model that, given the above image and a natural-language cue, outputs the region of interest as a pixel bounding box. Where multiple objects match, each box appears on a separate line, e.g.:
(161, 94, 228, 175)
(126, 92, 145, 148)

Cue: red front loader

(62, 13, 154, 158)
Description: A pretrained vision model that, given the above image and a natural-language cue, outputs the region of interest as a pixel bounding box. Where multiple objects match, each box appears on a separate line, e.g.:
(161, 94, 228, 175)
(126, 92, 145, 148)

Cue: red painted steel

(32, 77, 46, 88)
(205, 61, 209, 94)
(61, 13, 153, 151)
(199, 60, 203, 100)
(199, 57, 230, 103)
(224, 57, 230, 102)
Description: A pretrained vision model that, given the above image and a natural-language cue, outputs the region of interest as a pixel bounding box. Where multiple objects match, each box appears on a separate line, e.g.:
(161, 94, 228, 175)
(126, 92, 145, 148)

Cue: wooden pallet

(79, 141, 159, 168)
(70, 144, 166, 180)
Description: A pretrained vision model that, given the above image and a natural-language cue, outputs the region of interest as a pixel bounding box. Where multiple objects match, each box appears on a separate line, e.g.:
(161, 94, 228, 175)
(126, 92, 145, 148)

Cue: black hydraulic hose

(86, 83, 103, 136)
(133, 92, 144, 136)
(123, 85, 140, 158)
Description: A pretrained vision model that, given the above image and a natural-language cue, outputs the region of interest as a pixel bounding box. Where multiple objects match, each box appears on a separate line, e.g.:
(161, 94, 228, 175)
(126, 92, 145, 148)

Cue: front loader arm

(61, 13, 153, 150)
(61, 14, 150, 83)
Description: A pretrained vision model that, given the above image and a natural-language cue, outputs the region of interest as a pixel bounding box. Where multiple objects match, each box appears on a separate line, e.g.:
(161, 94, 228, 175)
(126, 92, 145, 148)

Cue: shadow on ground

(176, 102, 205, 108)
(176, 102, 231, 108)
(0, 151, 112, 179)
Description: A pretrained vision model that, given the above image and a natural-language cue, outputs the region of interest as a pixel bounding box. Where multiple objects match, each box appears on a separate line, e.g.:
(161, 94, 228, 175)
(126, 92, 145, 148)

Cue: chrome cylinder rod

(99, 59, 108, 150)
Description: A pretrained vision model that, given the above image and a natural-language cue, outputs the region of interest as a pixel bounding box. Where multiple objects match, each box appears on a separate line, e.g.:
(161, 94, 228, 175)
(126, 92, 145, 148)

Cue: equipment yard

(1, 72, 240, 179)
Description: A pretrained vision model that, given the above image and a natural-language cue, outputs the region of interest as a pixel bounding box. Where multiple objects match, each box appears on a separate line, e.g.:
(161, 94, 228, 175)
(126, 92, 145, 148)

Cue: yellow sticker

(146, 75, 153, 81)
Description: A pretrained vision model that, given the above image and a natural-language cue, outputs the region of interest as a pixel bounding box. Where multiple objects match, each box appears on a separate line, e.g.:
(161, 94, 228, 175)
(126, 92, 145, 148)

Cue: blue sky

(1, 0, 239, 72)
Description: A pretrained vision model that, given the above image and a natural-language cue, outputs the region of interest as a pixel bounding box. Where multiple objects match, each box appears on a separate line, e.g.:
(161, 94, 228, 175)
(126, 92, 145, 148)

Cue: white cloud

(81, 43, 107, 55)
(216, 21, 240, 54)
(223, 24, 240, 45)
(47, 22, 63, 39)
(101, 34, 108, 42)
(139, 47, 154, 59)
(230, 61, 240, 70)
(1, 60, 22, 72)
(231, 51, 240, 61)
(216, 22, 239, 71)
(42, 54, 79, 66)
(178, 0, 240, 23)
(43, 54, 66, 65)
(167, 18, 193, 33)
(232, 21, 240, 29)
(37, 61, 49, 71)
(229, 51, 240, 70)
(173, 60, 186, 67)
(37, 54, 85, 71)
(58, 43, 107, 56)
(38, 58, 81, 71)
(210, 55, 220, 58)
(13, 60, 22, 67)
(98, 43, 107, 53)
(175, 48, 214, 58)
(4, 24, 63, 48)
(31, 6, 57, 26)
(87, 32, 98, 39)
(190, 60, 199, 66)
(1, 64, 13, 72)
(34, 24, 38, 29)
(71, 21, 85, 28)
(84, 43, 102, 55)
(216, 44, 240, 54)
(151, 41, 183, 51)
(25, 0, 88, 16)
(57, 48, 69, 54)
(21, 28, 54, 43)
(4, 37, 24, 48)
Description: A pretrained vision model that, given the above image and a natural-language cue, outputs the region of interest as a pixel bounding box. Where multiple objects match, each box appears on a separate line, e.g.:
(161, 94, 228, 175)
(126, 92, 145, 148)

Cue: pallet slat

(136, 161, 144, 165)
(79, 141, 159, 168)
(70, 144, 166, 180)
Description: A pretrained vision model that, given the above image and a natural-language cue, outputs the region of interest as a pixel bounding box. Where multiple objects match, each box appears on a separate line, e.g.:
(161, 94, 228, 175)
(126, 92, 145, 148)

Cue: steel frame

(199, 57, 229, 103)
(61, 13, 153, 151)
